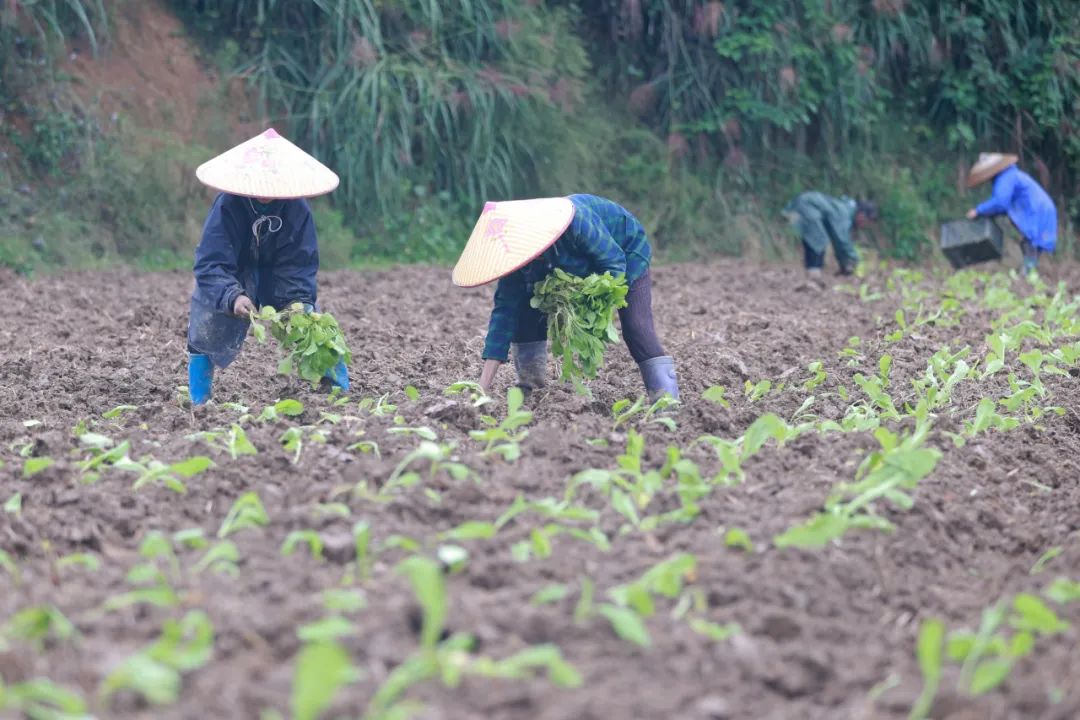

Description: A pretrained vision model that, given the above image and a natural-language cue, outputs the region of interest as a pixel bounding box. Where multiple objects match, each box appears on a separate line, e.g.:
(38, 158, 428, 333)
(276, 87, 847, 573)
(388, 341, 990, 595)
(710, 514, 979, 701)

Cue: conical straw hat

(195, 128, 339, 199)
(966, 152, 1018, 188)
(452, 198, 576, 287)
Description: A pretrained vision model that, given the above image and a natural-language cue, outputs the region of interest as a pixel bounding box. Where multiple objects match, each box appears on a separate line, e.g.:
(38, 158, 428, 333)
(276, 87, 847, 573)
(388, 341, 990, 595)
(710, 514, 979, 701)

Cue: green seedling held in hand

(530, 269, 628, 391)
(250, 303, 352, 388)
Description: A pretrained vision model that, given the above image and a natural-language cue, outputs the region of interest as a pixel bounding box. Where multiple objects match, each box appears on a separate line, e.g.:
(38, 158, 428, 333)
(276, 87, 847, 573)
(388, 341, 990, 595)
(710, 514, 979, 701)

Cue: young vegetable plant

(530, 269, 629, 391)
(611, 395, 679, 432)
(444, 380, 492, 407)
(117, 455, 214, 494)
(217, 491, 270, 538)
(99, 611, 215, 708)
(469, 387, 533, 460)
(249, 303, 352, 388)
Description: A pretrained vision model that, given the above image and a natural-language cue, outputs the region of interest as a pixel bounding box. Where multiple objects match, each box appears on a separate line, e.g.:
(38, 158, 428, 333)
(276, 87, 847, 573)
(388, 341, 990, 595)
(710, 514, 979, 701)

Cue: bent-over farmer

(452, 194, 679, 402)
(965, 153, 1057, 274)
(187, 128, 349, 405)
(784, 192, 878, 280)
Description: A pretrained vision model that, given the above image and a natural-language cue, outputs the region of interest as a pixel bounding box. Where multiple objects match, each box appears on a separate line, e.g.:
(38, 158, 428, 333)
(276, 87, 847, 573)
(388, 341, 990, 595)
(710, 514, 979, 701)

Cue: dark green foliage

(530, 270, 629, 387)
(250, 304, 352, 388)
(168, 1, 590, 219)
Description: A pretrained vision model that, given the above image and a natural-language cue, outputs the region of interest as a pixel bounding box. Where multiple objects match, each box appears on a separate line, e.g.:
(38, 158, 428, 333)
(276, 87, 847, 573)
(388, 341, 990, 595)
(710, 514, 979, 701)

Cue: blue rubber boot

(638, 355, 680, 403)
(188, 354, 214, 406)
(325, 359, 350, 391)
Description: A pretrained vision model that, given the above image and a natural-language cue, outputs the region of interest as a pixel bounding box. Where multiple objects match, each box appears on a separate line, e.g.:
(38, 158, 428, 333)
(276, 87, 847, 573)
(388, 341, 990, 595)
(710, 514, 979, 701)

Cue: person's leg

(511, 300, 549, 392)
(832, 231, 859, 275)
(619, 270, 679, 401)
(803, 241, 825, 270)
(1021, 239, 1040, 274)
(186, 296, 250, 405)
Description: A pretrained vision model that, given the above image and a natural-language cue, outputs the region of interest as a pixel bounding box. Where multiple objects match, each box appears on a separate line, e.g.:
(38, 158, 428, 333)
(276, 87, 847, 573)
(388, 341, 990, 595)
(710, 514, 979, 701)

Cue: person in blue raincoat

(187, 128, 348, 405)
(783, 192, 878, 282)
(965, 153, 1057, 274)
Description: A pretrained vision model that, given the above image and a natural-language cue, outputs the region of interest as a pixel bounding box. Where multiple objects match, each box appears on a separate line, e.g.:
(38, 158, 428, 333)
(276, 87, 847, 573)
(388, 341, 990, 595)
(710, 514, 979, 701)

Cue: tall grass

(0, 0, 108, 53)
(172, 1, 590, 224)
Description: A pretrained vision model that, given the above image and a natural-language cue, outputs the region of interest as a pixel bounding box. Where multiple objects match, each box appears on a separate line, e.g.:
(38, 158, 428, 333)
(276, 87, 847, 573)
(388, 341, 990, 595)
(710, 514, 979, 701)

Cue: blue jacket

(482, 194, 652, 361)
(192, 193, 319, 314)
(975, 166, 1057, 252)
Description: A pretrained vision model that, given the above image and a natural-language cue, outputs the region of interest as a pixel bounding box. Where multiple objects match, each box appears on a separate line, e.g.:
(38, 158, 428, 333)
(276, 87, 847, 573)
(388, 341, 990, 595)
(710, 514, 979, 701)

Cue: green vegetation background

(1, 0, 1077, 274)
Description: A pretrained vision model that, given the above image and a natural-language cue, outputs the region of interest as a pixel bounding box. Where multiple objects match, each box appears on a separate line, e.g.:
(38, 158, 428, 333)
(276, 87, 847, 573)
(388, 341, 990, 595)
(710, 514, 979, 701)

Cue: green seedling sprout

(102, 404, 138, 419)
(297, 617, 356, 643)
(99, 611, 214, 708)
(382, 441, 473, 493)
(909, 618, 944, 720)
(701, 385, 730, 408)
(322, 589, 367, 613)
(802, 361, 827, 391)
(217, 491, 270, 538)
(396, 555, 446, 649)
(192, 541, 240, 576)
(743, 379, 772, 402)
(281, 530, 325, 560)
(56, 553, 101, 572)
(1043, 577, 1080, 603)
(3, 493, 21, 514)
(688, 618, 742, 642)
(120, 455, 214, 494)
(387, 425, 439, 440)
(470, 387, 533, 459)
(443, 380, 491, 407)
(723, 527, 754, 552)
(257, 398, 305, 423)
(359, 392, 399, 415)
(1, 551, 21, 586)
(3, 605, 77, 649)
(23, 457, 55, 477)
(172, 528, 208, 550)
(0, 678, 88, 718)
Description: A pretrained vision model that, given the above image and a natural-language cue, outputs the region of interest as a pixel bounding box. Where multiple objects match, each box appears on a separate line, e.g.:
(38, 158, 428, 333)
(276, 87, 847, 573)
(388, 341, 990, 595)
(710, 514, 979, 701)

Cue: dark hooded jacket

(192, 193, 319, 314)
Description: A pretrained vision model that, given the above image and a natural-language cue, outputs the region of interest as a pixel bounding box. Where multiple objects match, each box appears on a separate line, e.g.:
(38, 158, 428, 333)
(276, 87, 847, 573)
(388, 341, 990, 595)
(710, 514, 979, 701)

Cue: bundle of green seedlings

(530, 269, 628, 390)
(249, 303, 352, 388)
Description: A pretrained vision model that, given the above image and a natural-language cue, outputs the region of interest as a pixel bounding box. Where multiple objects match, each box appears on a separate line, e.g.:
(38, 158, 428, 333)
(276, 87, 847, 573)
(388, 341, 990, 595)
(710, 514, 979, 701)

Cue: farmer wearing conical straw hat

(965, 152, 1057, 274)
(453, 194, 679, 402)
(186, 128, 348, 405)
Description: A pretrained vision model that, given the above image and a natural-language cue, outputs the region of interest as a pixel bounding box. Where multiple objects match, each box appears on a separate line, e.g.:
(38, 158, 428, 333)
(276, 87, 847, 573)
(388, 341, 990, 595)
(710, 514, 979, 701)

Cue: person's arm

(193, 196, 247, 315)
(479, 273, 525, 393)
(567, 206, 627, 277)
(970, 171, 1016, 218)
(272, 202, 319, 309)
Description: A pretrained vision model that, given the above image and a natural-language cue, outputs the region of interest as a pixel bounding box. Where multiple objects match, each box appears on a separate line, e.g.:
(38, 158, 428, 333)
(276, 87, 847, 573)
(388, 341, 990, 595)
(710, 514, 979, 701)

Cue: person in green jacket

(784, 192, 878, 281)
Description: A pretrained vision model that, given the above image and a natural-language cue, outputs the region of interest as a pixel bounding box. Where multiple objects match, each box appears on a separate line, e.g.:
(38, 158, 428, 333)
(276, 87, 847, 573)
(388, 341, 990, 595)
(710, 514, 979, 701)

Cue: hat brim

(966, 154, 1018, 188)
(452, 198, 576, 287)
(195, 129, 340, 199)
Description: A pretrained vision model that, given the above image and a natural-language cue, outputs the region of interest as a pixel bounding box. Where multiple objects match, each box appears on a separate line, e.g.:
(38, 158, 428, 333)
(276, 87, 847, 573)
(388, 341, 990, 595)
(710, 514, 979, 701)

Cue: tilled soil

(1, 261, 1079, 720)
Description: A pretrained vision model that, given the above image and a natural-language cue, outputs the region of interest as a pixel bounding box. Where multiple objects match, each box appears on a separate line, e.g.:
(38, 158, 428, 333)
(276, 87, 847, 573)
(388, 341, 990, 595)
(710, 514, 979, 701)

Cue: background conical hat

(195, 128, 339, 199)
(452, 198, 576, 287)
(966, 152, 1018, 188)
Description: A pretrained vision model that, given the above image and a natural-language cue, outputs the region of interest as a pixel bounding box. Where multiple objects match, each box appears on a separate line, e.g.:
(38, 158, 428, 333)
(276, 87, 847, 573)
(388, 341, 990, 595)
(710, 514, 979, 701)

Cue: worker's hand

(232, 295, 256, 317)
(966, 208, 978, 220)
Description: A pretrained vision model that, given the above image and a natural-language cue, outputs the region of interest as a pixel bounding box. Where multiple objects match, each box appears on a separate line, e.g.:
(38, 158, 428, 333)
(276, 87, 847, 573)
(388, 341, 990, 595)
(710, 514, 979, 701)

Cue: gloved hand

(232, 295, 256, 317)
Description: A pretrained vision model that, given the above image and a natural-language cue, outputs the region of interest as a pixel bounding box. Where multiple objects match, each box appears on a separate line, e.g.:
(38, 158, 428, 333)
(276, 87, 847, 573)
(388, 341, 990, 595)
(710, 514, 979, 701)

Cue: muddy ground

(1, 261, 1079, 720)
